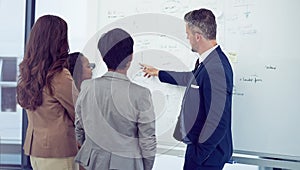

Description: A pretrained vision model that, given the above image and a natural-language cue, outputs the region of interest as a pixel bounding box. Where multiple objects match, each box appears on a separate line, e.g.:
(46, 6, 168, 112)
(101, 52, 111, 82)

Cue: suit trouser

(183, 157, 224, 170)
(30, 156, 79, 170)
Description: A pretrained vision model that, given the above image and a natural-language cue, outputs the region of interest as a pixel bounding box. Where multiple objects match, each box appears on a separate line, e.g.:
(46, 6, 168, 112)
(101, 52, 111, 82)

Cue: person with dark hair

(67, 52, 93, 91)
(141, 8, 233, 170)
(74, 28, 156, 170)
(17, 15, 78, 170)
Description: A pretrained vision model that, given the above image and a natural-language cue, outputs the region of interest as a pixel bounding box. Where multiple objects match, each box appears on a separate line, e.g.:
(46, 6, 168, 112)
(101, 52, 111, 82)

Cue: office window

(0, 0, 25, 166)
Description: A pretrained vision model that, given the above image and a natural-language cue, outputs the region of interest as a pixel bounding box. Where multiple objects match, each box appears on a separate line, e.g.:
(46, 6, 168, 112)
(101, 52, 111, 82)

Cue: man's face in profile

(186, 25, 198, 52)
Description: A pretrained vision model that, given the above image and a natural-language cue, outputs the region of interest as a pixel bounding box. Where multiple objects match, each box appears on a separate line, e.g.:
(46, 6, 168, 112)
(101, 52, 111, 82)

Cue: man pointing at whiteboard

(141, 8, 233, 170)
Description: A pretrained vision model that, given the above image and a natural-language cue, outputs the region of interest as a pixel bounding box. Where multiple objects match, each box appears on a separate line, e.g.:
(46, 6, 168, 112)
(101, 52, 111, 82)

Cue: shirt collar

(198, 44, 218, 63)
(103, 71, 130, 81)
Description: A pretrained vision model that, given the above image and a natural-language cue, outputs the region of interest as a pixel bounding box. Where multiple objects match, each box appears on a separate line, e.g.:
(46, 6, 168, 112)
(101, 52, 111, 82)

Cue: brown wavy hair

(17, 15, 69, 110)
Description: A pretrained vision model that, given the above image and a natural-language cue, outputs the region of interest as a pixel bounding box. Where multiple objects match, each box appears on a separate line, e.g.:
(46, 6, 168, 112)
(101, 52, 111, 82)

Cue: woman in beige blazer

(17, 15, 78, 170)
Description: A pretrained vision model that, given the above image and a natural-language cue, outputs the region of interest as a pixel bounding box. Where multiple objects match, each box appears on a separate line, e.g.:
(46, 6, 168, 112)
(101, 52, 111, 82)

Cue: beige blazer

(23, 68, 78, 158)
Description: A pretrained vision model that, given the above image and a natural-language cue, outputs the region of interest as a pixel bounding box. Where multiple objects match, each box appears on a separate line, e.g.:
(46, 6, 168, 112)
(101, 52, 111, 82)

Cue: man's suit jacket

(74, 71, 156, 170)
(159, 46, 233, 168)
(23, 68, 78, 158)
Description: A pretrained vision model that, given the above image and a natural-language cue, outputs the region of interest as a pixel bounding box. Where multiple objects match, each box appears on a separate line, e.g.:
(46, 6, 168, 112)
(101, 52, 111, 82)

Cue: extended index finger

(139, 63, 152, 69)
(139, 63, 147, 67)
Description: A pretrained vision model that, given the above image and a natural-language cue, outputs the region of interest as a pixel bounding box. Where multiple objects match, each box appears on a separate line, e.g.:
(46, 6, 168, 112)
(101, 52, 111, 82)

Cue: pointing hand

(139, 63, 159, 78)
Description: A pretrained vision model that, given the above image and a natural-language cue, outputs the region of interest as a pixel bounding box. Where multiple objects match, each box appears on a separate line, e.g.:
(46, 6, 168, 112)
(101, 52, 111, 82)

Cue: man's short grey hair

(184, 8, 217, 40)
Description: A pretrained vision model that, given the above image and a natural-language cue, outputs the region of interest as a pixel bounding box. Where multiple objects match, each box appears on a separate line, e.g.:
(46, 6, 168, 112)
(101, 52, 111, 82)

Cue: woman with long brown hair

(17, 15, 78, 170)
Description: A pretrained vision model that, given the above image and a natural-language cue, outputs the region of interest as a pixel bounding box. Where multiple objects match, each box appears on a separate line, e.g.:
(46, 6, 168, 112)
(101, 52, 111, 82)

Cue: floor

(153, 154, 259, 170)
(0, 153, 262, 170)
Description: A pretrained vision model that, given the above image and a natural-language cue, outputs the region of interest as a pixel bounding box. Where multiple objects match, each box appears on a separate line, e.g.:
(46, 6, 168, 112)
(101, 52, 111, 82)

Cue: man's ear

(195, 32, 202, 41)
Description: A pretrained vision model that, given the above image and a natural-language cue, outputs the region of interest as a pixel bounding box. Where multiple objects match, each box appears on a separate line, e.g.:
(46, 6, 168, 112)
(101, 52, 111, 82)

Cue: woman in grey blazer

(74, 28, 157, 170)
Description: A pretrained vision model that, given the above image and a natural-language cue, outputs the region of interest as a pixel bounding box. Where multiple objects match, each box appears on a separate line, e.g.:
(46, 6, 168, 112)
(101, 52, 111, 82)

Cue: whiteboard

(83, 0, 300, 160)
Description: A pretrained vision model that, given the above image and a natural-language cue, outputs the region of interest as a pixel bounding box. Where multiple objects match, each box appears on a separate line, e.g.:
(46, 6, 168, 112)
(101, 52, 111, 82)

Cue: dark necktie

(194, 58, 200, 71)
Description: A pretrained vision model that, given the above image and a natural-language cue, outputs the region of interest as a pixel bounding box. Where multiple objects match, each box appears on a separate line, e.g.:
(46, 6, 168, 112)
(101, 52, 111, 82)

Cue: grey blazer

(75, 71, 156, 170)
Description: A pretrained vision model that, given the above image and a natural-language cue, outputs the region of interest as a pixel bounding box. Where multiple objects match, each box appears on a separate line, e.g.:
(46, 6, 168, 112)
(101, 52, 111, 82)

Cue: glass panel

(0, 0, 26, 166)
(1, 58, 17, 82)
(1, 87, 17, 112)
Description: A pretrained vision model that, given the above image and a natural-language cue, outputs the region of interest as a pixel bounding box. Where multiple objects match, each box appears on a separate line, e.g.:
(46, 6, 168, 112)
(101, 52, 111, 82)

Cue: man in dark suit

(141, 8, 233, 170)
